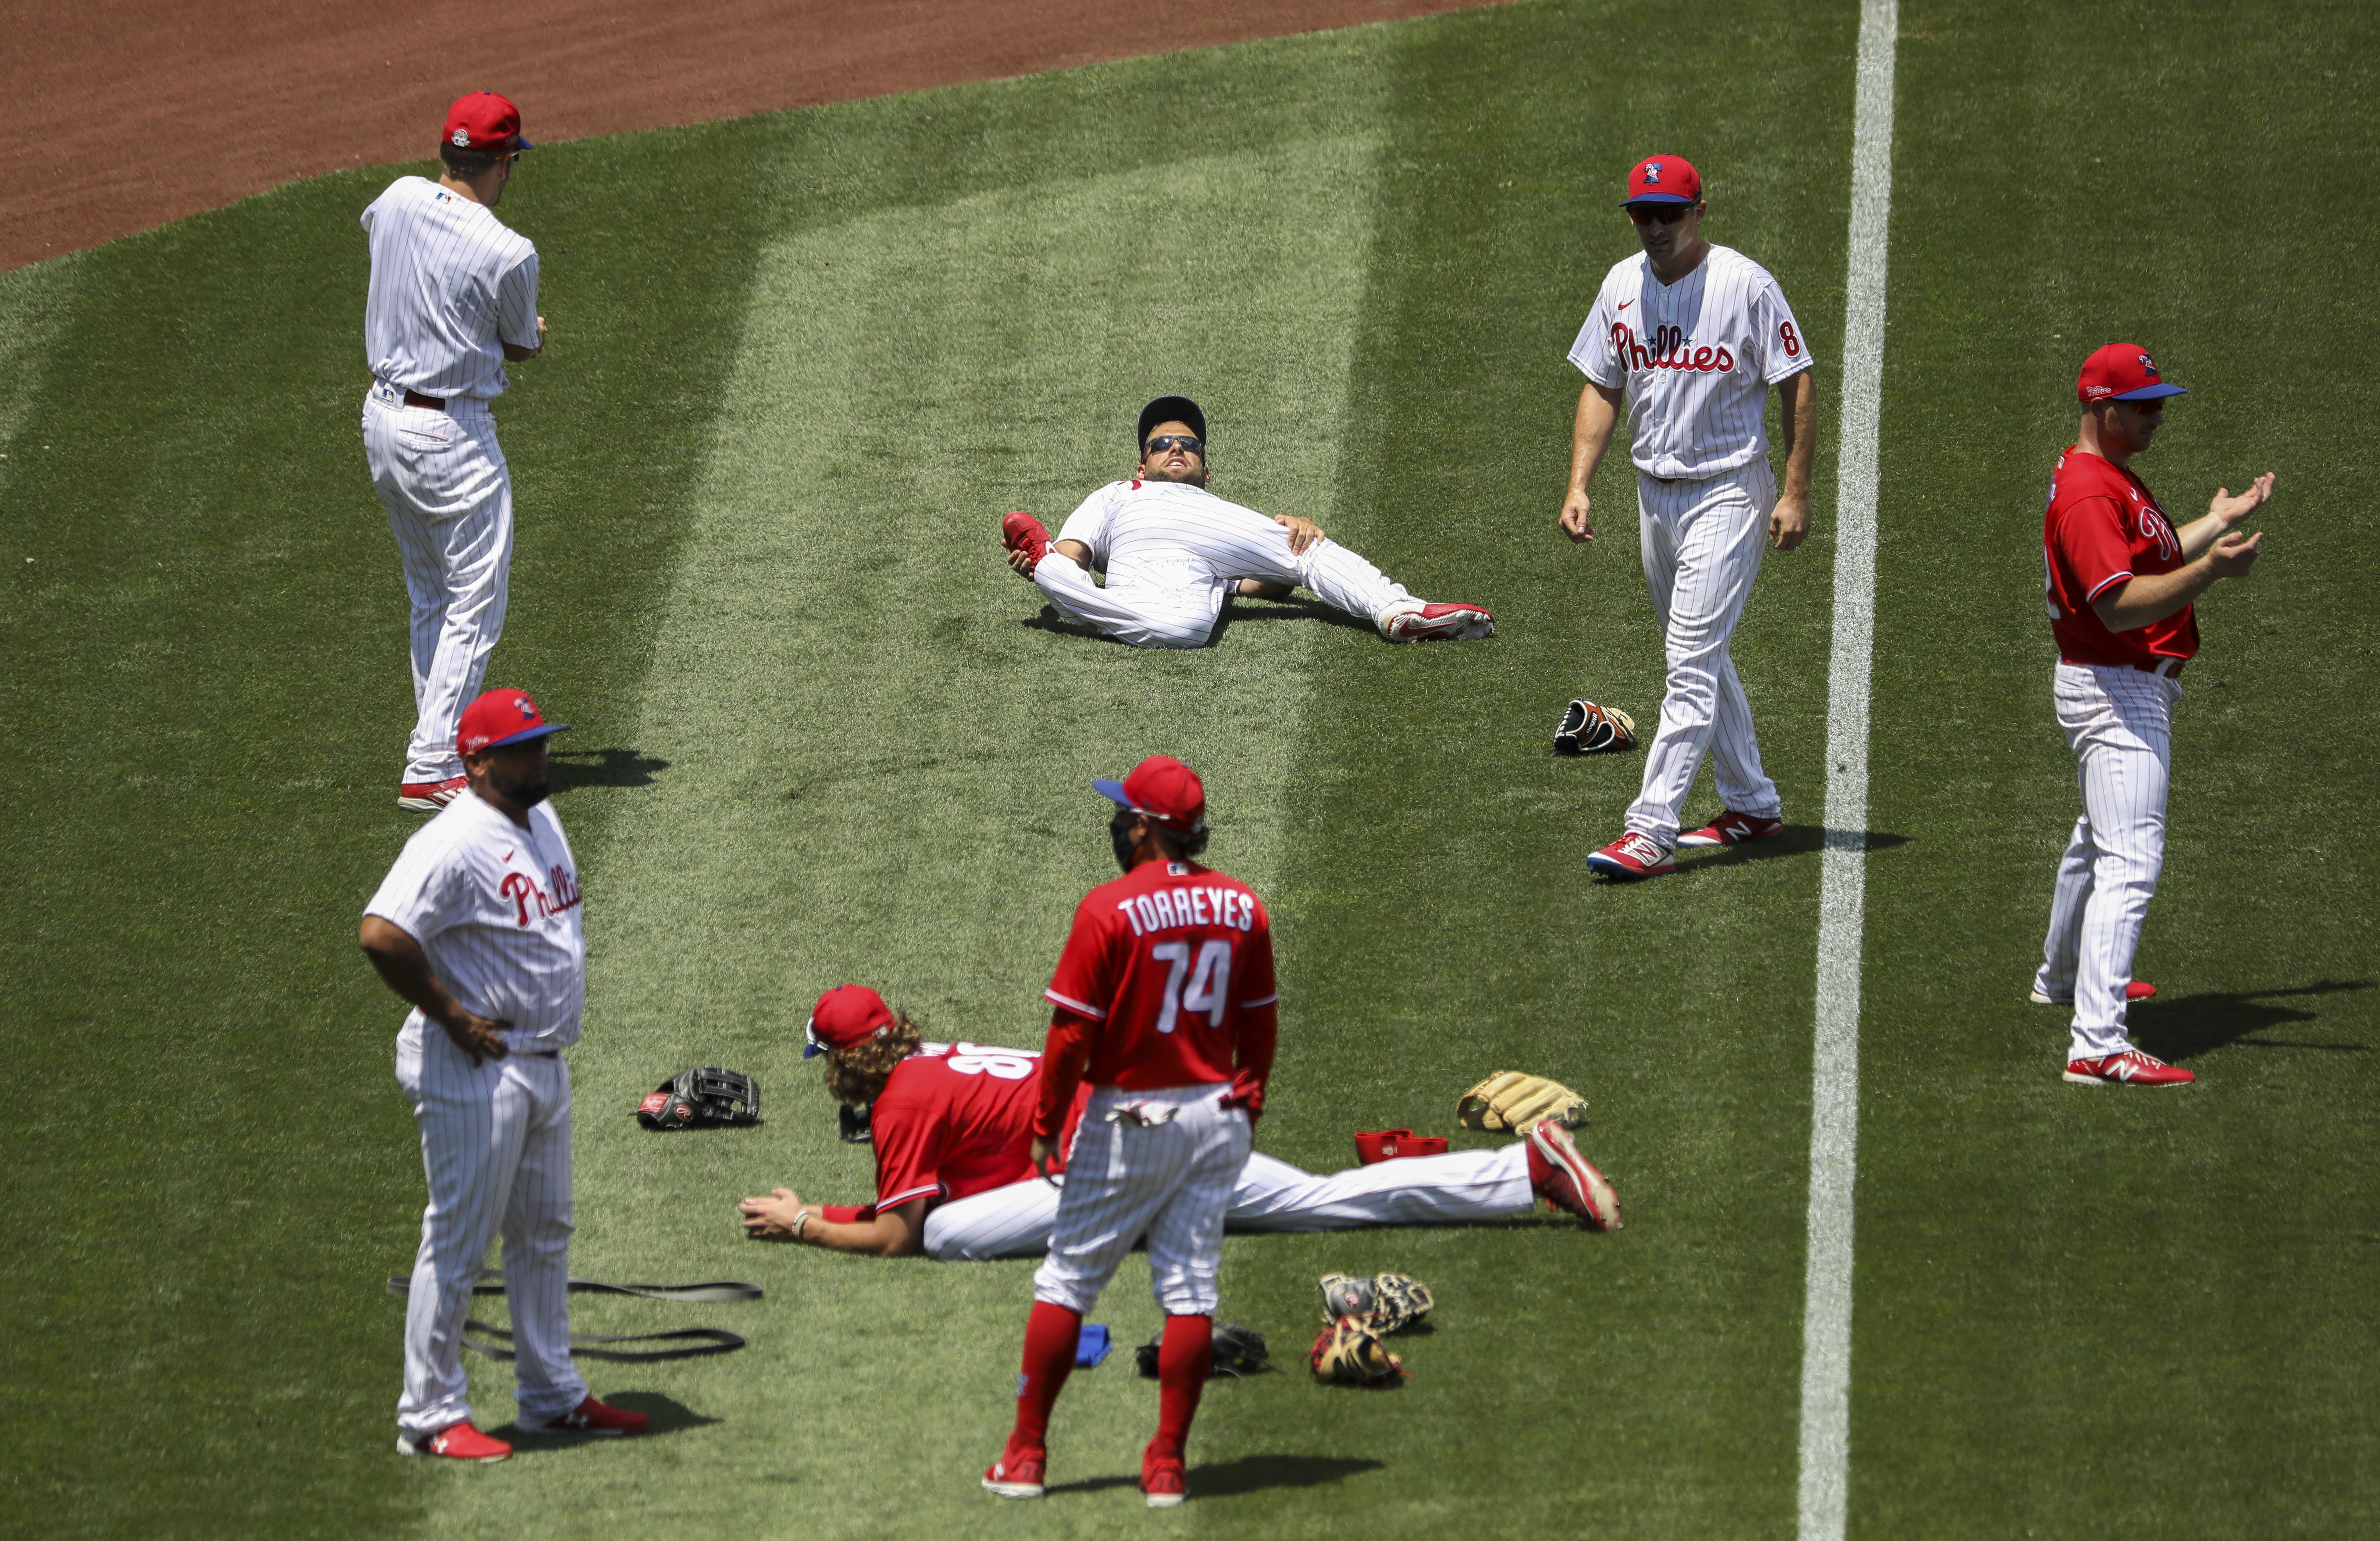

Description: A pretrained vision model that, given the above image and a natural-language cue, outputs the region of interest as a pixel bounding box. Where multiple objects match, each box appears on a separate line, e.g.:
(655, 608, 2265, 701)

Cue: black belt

(403, 389, 445, 410)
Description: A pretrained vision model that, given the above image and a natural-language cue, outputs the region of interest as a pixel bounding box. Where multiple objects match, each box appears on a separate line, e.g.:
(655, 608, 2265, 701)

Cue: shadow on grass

(1209, 593, 1378, 644)
(1591, 824, 1911, 881)
(549, 746, 671, 792)
(1045, 1454, 1385, 1499)
(2131, 979, 2374, 1064)
(492, 1391, 719, 1449)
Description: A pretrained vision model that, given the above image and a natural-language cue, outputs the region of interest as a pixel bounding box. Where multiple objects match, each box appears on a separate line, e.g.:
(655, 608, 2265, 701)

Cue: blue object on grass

(1076, 1323, 1112, 1368)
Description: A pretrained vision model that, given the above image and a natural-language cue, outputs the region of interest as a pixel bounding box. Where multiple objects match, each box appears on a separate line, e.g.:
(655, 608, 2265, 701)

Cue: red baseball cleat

(1677, 810, 1785, 847)
(1382, 601, 1495, 642)
(982, 1450, 1046, 1499)
(1001, 510, 1050, 576)
(525, 1396, 650, 1436)
(1528, 1119, 1623, 1231)
(2064, 1050, 2194, 1087)
(398, 776, 469, 813)
(1586, 831, 1674, 880)
(396, 1421, 511, 1461)
(2029, 981, 2157, 1005)
(1141, 1451, 1188, 1509)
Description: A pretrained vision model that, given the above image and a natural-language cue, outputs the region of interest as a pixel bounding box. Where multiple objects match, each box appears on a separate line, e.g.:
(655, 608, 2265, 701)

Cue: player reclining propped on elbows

(735, 984, 1620, 1259)
(999, 395, 1495, 648)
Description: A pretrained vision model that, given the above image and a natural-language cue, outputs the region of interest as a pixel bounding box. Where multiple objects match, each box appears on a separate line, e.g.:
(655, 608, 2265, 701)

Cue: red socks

(1006, 1300, 1081, 1459)
(1149, 1312, 1214, 1463)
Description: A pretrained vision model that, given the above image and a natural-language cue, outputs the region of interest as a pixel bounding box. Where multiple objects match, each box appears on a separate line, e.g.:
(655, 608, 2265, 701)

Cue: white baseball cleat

(1381, 601, 1494, 642)
(398, 776, 469, 813)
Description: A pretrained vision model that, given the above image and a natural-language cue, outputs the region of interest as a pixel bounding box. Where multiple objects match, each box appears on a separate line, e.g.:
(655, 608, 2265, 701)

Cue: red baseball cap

(456, 688, 568, 756)
(2077, 342, 2188, 403)
(444, 91, 532, 155)
(1094, 754, 1206, 833)
(805, 984, 895, 1059)
(1622, 154, 1701, 206)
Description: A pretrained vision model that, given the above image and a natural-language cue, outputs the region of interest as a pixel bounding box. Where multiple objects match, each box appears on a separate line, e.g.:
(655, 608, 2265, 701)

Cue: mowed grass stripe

(413, 129, 1394, 1541)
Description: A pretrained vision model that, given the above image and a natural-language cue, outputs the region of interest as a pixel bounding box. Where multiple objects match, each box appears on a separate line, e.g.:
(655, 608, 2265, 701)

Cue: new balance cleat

(1586, 831, 1674, 880)
(396, 1421, 511, 1462)
(522, 1396, 649, 1437)
(1677, 810, 1785, 848)
(2064, 1050, 2193, 1087)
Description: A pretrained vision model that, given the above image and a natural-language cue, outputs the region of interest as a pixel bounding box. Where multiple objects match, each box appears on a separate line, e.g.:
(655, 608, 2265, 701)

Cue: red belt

(403, 389, 446, 410)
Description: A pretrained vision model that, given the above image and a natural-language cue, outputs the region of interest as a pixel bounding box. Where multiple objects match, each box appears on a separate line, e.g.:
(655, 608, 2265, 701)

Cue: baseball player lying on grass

(734, 983, 1621, 1260)
(999, 395, 1496, 648)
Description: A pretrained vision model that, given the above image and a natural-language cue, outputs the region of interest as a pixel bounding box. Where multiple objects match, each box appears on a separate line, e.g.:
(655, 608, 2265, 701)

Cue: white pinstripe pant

(1033, 1086, 1250, 1316)
(926, 1144, 1534, 1261)
(2035, 662, 2179, 1060)
(394, 1019, 583, 1436)
(1032, 533, 1413, 649)
(363, 385, 514, 784)
(1625, 464, 1783, 842)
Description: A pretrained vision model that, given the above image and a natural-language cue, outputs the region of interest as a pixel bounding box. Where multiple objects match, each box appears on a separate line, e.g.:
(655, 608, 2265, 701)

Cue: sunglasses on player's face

(1143, 434, 1204, 457)
(1627, 201, 1695, 225)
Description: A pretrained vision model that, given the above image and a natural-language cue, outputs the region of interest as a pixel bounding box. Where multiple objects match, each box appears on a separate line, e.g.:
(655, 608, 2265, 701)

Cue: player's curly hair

(821, 1012, 925, 1107)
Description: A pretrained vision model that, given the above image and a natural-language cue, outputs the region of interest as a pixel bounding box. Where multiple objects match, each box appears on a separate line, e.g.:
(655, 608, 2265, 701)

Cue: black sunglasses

(1627, 201, 1695, 225)
(1143, 434, 1204, 457)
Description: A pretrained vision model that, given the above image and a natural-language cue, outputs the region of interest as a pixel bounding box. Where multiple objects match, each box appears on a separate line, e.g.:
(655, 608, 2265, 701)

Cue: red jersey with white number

(1034, 857, 1279, 1137)
(869, 1043, 1094, 1210)
(2041, 446, 2198, 668)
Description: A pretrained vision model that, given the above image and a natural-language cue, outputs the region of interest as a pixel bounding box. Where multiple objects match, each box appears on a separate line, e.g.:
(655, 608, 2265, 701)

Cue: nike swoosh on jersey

(1617, 300, 1634, 310)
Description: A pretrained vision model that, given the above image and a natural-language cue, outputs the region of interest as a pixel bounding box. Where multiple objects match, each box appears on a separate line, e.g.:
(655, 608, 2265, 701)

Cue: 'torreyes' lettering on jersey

(1114, 886, 1254, 938)
(1609, 321, 1737, 375)
(499, 865, 582, 927)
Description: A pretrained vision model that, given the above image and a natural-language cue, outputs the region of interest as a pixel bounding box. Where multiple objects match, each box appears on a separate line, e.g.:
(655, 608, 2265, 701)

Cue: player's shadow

(548, 746, 670, 792)
(2129, 980, 2373, 1065)
(492, 1391, 717, 1448)
(1208, 594, 1378, 644)
(1637, 824, 1910, 879)
(1046, 1454, 1382, 1498)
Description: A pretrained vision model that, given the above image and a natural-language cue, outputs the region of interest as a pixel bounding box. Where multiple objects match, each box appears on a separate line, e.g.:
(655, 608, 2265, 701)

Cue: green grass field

(3, 1, 2375, 1537)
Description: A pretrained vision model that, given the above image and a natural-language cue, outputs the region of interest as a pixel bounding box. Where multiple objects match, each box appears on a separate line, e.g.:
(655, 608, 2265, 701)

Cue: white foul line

(1797, 2, 1897, 1539)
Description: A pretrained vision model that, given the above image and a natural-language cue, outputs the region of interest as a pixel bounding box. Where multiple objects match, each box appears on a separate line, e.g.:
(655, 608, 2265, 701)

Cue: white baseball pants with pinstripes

(926, 1144, 1534, 1261)
(363, 386, 514, 784)
(2035, 662, 2179, 1060)
(394, 1019, 584, 1437)
(1033, 1086, 1250, 1316)
(1031, 534, 1414, 648)
(1625, 464, 1784, 843)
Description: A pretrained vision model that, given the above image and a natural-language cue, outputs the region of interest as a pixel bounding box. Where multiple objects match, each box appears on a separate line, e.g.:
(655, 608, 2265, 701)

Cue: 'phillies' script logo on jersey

(2129, 489, 2180, 560)
(1609, 321, 1736, 375)
(499, 865, 582, 927)
(1114, 885, 1256, 939)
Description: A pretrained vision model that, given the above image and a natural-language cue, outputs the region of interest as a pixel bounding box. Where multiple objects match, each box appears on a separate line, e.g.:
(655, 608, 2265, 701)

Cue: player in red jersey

(2033, 343, 2269, 1086)
(982, 755, 1275, 1511)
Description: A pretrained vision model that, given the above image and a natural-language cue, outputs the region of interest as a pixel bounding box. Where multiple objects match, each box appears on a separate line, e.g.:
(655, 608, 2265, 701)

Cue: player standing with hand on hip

(2034, 344, 2270, 1087)
(982, 755, 1278, 1511)
(360, 688, 648, 1460)
(1557, 156, 1818, 879)
(360, 92, 547, 812)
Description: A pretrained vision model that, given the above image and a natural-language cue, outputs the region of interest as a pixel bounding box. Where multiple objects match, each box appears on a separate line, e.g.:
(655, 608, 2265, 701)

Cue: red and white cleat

(2063, 1050, 2194, 1087)
(396, 1421, 511, 1461)
(1382, 601, 1495, 642)
(982, 1450, 1046, 1499)
(2030, 981, 2158, 1005)
(1001, 511, 1050, 576)
(397, 776, 468, 813)
(1586, 831, 1674, 880)
(525, 1396, 650, 1437)
(1141, 1449, 1188, 1509)
(1527, 1119, 1623, 1231)
(1677, 810, 1785, 848)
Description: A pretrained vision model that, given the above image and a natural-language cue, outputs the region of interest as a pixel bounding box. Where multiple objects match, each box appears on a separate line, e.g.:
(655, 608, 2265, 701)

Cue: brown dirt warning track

(3, 0, 1504, 272)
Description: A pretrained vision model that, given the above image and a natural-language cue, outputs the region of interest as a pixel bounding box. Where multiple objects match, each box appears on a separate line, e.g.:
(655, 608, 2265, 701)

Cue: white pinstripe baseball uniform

(366, 788, 586, 1438)
(360, 176, 540, 793)
(1036, 479, 1419, 648)
(1569, 244, 1812, 843)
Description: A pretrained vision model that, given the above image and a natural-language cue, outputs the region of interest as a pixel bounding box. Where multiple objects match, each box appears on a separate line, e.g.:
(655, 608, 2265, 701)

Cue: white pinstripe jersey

(1054, 478, 1287, 582)
(365, 791, 585, 1050)
(360, 176, 540, 402)
(1568, 244, 1813, 480)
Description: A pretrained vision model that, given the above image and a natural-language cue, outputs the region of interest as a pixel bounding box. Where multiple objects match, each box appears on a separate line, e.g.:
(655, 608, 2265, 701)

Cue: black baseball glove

(636, 1066, 761, 1129)
(1554, 698, 1638, 755)
(1135, 1320, 1270, 1379)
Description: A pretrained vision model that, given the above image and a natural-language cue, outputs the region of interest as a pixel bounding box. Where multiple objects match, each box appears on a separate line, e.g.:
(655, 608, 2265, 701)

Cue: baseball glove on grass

(1457, 1071, 1586, 1132)
(1554, 698, 1638, 755)
(1135, 1320, 1271, 1379)
(1309, 1319, 1406, 1387)
(1318, 1272, 1434, 1335)
(636, 1067, 761, 1129)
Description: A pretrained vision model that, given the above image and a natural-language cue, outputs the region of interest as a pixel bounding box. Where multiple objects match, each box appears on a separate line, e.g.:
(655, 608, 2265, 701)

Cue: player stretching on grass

(1001, 395, 1494, 647)
(2033, 344, 2269, 1087)
(735, 987, 1619, 1258)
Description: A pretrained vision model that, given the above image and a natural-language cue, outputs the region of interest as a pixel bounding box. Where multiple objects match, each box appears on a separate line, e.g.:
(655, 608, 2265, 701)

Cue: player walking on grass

(736, 986, 1618, 1258)
(1557, 156, 1817, 880)
(981, 756, 1276, 1510)
(2034, 345, 2270, 1087)
(361, 92, 547, 813)
(1001, 395, 1494, 647)
(360, 689, 647, 1461)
